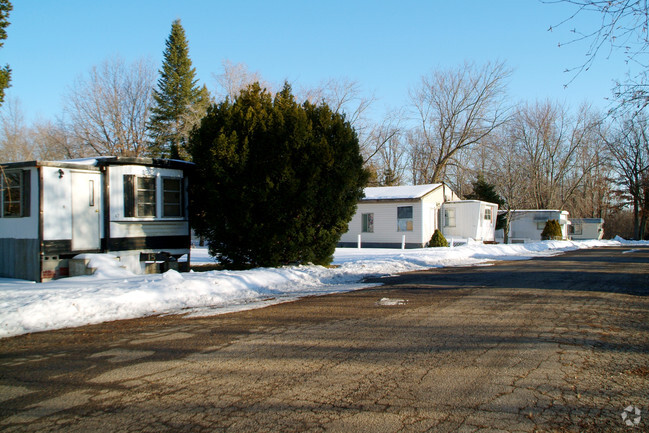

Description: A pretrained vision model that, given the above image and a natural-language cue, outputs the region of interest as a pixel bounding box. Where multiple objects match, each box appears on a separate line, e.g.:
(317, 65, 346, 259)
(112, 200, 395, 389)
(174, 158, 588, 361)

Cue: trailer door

(71, 171, 101, 251)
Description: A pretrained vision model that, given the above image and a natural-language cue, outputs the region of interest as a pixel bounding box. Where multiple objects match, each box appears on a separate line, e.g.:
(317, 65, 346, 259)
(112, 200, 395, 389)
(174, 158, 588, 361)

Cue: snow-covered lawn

(0, 239, 645, 339)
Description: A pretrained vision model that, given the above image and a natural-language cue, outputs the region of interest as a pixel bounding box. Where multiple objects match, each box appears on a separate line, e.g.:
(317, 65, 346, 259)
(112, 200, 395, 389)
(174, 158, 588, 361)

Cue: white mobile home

(569, 218, 604, 240)
(0, 157, 193, 282)
(339, 184, 498, 248)
(440, 200, 498, 242)
(495, 209, 570, 243)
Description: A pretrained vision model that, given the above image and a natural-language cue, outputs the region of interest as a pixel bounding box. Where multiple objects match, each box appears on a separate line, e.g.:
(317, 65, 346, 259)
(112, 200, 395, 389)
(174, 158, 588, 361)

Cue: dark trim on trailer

(38, 166, 44, 281)
(108, 235, 190, 251)
(45, 235, 190, 255)
(1, 157, 194, 172)
(43, 240, 75, 255)
(95, 157, 194, 171)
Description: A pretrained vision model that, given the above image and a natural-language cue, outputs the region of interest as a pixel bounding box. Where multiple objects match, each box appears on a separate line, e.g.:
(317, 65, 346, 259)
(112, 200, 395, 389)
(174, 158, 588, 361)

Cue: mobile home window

(569, 223, 582, 235)
(536, 221, 546, 230)
(1, 170, 30, 218)
(444, 208, 456, 227)
(362, 213, 374, 233)
(124, 175, 156, 218)
(163, 178, 182, 217)
(397, 206, 413, 232)
(484, 207, 492, 221)
(137, 177, 157, 217)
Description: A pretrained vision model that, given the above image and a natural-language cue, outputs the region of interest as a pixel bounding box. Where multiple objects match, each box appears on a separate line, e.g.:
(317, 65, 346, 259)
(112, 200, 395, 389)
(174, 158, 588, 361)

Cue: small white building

(495, 209, 570, 243)
(0, 157, 193, 282)
(440, 200, 499, 243)
(339, 184, 498, 248)
(569, 218, 604, 240)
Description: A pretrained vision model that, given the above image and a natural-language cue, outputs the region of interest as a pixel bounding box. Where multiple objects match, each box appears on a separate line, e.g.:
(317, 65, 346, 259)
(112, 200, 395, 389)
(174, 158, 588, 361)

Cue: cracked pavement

(0, 246, 648, 432)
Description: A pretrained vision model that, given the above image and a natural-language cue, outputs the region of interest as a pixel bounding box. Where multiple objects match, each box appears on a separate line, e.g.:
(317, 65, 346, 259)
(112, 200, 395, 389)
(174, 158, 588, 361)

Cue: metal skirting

(0, 238, 40, 281)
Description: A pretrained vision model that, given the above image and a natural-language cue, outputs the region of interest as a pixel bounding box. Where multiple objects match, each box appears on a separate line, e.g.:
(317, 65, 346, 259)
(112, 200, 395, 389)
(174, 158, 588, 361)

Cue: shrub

(428, 229, 449, 247)
(189, 82, 368, 269)
(541, 219, 563, 240)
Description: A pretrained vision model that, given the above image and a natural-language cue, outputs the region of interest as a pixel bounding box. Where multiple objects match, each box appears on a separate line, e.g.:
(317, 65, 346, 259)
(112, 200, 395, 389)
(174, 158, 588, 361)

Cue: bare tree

(600, 115, 649, 238)
(369, 116, 406, 186)
(300, 78, 375, 129)
(546, 0, 649, 114)
(213, 59, 271, 101)
(491, 132, 529, 243)
(65, 56, 155, 157)
(408, 61, 512, 184)
(0, 97, 34, 162)
(298, 77, 378, 158)
(510, 100, 601, 210)
(31, 118, 86, 160)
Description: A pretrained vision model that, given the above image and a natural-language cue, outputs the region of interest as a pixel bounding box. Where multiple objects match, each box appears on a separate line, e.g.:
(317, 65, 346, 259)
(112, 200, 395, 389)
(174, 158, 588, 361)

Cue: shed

(569, 218, 604, 240)
(0, 157, 193, 281)
(495, 209, 570, 243)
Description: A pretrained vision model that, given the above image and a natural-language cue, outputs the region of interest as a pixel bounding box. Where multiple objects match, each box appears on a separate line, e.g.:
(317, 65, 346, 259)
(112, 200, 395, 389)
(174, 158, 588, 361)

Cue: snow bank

(0, 239, 643, 338)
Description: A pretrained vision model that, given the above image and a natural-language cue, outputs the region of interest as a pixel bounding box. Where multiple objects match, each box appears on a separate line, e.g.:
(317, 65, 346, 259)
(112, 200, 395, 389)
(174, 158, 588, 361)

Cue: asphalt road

(0, 246, 648, 432)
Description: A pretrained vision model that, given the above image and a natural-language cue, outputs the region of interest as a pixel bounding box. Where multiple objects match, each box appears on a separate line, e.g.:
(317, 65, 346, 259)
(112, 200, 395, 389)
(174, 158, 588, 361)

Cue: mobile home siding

(341, 200, 426, 248)
(0, 158, 193, 281)
(0, 167, 40, 281)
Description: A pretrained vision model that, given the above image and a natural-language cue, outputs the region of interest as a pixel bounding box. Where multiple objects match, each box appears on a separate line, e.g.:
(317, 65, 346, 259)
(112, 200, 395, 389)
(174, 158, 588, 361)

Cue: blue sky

(3, 1, 628, 124)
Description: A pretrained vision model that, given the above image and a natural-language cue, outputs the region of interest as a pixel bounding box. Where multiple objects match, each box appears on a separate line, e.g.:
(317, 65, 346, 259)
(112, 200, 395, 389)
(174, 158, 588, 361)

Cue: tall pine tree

(149, 19, 209, 159)
(0, 0, 12, 106)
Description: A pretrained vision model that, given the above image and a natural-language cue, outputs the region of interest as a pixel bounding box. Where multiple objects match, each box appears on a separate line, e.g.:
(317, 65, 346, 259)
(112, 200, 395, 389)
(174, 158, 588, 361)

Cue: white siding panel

(42, 166, 73, 240)
(0, 167, 39, 239)
(110, 221, 189, 238)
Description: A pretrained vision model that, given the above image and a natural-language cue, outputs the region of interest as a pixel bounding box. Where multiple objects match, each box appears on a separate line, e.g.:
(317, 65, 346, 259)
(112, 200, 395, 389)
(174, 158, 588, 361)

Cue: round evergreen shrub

(189, 82, 369, 269)
(428, 229, 449, 247)
(541, 220, 563, 240)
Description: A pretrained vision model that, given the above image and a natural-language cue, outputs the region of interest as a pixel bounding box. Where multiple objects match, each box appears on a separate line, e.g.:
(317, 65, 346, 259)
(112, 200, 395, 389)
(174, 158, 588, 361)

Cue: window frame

(1, 169, 30, 218)
(484, 207, 492, 221)
(162, 177, 183, 218)
(361, 213, 374, 233)
(397, 206, 413, 232)
(135, 176, 157, 218)
(444, 208, 456, 227)
(569, 223, 582, 235)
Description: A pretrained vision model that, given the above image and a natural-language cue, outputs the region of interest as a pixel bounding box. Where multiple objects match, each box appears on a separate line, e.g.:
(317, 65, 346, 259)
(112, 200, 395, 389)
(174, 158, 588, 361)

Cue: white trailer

(0, 157, 193, 281)
(569, 218, 604, 240)
(338, 184, 458, 248)
(339, 185, 498, 248)
(440, 200, 498, 243)
(495, 209, 570, 243)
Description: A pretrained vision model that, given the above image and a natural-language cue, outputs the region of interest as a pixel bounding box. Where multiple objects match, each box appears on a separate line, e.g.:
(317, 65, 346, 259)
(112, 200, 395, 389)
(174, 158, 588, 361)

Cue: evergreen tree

(190, 82, 369, 269)
(149, 19, 209, 159)
(466, 173, 503, 205)
(0, 0, 12, 106)
(541, 220, 563, 240)
(427, 229, 449, 247)
(466, 173, 506, 230)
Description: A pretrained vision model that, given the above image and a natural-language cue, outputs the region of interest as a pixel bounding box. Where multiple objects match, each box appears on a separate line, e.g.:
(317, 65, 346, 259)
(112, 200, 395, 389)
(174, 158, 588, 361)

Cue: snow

(0, 239, 646, 339)
(362, 184, 442, 200)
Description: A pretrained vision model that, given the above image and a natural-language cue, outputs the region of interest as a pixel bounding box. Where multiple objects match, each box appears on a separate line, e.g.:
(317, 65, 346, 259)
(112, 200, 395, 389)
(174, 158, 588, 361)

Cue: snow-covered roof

(362, 184, 443, 201)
